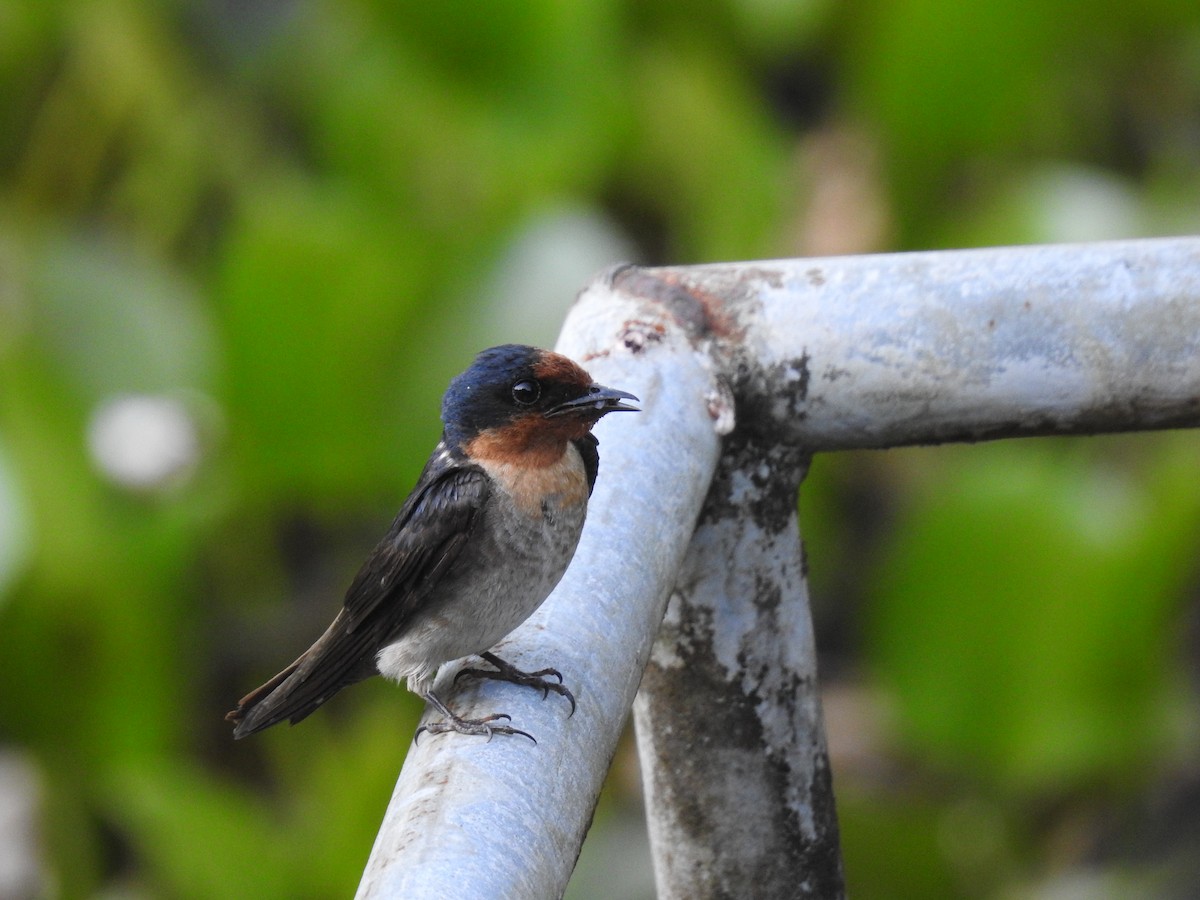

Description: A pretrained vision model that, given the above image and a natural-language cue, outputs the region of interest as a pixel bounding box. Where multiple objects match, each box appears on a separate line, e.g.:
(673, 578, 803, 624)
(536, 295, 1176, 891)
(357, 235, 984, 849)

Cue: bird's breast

(463, 442, 590, 618)
(374, 443, 591, 692)
(473, 442, 590, 521)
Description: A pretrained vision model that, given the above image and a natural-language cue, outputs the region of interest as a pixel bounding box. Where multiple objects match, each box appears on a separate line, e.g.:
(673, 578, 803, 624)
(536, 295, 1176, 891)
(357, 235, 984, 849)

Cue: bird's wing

(341, 457, 490, 628)
(227, 455, 491, 737)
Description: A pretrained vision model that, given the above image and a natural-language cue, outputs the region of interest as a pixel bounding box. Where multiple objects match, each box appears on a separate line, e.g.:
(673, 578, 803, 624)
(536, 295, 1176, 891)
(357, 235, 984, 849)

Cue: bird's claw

(454, 653, 577, 717)
(414, 712, 535, 745)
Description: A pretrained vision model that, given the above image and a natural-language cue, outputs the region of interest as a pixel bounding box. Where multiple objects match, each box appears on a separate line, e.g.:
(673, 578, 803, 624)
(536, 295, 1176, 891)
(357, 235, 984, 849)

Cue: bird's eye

(511, 380, 541, 405)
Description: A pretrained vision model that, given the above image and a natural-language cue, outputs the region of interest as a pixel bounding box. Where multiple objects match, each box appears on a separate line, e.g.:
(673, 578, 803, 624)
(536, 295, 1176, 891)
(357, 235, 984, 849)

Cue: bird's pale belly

(374, 476, 587, 694)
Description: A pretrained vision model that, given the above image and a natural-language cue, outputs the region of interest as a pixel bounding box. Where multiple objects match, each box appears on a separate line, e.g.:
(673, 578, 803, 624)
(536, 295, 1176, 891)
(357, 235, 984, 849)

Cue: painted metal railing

(356, 236, 1200, 899)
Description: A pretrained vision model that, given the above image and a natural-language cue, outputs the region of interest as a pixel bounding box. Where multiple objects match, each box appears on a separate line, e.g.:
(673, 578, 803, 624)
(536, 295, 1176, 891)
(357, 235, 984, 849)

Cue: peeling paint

(362, 237, 1199, 899)
(637, 420, 841, 898)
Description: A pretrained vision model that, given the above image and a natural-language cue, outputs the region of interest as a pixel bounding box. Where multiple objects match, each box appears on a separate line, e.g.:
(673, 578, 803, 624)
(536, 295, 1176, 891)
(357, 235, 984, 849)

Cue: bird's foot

(415, 711, 535, 745)
(454, 651, 576, 716)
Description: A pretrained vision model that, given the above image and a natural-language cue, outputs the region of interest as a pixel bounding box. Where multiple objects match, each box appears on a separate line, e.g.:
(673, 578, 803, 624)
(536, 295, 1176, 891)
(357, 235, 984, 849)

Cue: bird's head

(442, 345, 639, 465)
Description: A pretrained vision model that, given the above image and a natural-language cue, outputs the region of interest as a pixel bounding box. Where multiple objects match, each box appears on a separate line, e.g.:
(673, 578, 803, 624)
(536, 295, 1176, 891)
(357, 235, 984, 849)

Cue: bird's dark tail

(226, 609, 378, 739)
(224, 659, 310, 739)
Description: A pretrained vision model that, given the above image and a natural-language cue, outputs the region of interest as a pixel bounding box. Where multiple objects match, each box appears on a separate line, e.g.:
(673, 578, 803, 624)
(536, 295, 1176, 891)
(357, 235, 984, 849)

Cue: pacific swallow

(226, 344, 638, 741)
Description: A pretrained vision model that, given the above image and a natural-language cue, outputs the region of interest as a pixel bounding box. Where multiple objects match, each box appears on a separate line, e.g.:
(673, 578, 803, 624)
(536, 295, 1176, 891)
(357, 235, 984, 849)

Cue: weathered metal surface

(357, 281, 724, 899)
(359, 236, 1200, 898)
(634, 435, 844, 899)
(650, 237, 1200, 448)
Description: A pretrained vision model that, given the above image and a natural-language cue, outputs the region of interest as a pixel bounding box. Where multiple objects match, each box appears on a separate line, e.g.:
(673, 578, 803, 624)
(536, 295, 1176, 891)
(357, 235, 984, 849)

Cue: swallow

(226, 344, 638, 742)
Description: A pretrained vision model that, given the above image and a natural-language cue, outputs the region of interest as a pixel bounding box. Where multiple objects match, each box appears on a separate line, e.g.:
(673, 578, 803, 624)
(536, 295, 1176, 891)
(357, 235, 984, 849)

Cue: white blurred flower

(0, 752, 46, 900)
(0, 440, 30, 600)
(87, 394, 201, 492)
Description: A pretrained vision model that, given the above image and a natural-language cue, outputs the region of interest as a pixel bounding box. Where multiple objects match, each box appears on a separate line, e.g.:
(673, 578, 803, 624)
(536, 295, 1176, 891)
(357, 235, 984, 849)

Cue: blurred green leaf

(868, 441, 1197, 793)
(839, 786, 993, 899)
(625, 38, 790, 262)
(264, 696, 417, 897)
(105, 760, 295, 900)
(843, 0, 1064, 242)
(217, 178, 427, 504)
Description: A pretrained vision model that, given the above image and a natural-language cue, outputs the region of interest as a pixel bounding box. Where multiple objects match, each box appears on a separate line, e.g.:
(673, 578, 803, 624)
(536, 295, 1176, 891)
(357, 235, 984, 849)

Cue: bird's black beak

(546, 384, 640, 417)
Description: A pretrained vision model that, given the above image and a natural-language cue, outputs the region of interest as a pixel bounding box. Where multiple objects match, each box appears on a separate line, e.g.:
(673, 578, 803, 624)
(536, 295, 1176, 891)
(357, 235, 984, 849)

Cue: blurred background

(1, 0, 1199, 897)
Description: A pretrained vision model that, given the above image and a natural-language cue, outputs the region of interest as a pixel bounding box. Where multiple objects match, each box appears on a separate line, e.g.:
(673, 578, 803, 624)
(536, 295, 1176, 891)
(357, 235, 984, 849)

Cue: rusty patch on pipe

(610, 265, 742, 342)
(617, 319, 667, 354)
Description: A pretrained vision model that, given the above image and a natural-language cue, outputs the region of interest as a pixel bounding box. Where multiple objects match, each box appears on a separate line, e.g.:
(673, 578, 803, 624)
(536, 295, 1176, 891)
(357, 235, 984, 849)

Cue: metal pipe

(356, 280, 725, 898)
(358, 236, 1200, 898)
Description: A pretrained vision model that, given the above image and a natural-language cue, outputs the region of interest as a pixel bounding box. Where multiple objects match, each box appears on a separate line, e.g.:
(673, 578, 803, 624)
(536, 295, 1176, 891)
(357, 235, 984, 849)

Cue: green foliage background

(1, 1, 1198, 897)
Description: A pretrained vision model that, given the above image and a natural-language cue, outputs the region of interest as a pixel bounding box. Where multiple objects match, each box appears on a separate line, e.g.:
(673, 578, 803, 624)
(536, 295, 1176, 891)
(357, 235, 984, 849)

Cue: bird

(226, 344, 639, 742)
